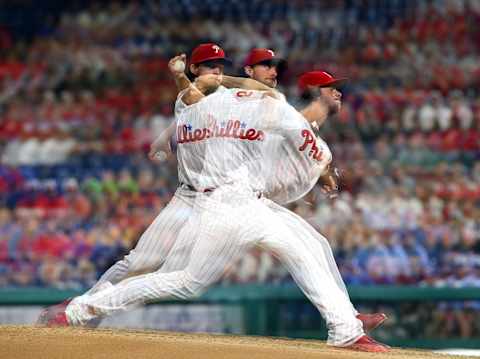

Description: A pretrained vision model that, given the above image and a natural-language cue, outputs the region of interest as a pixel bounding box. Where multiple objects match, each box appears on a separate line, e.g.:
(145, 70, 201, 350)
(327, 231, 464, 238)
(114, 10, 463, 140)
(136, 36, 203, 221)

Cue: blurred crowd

(0, 0, 479, 306)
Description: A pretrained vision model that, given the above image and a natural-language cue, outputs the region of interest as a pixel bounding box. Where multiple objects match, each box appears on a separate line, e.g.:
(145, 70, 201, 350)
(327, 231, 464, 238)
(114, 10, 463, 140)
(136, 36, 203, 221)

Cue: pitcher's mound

(0, 325, 469, 359)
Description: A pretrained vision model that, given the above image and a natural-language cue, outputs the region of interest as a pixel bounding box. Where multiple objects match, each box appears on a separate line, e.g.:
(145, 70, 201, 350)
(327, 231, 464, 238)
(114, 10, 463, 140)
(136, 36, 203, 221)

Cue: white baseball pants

(87, 187, 198, 294)
(67, 188, 363, 346)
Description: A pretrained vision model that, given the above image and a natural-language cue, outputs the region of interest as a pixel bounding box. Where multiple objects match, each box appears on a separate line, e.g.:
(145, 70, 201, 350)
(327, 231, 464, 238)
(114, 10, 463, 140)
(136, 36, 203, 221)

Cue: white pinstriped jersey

(174, 85, 228, 117)
(175, 88, 332, 202)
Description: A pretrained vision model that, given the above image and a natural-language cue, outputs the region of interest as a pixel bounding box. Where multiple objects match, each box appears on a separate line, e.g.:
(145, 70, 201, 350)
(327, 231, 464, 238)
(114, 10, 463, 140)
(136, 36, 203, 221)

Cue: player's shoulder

(174, 91, 189, 115)
(277, 102, 312, 129)
(215, 85, 228, 93)
(274, 90, 287, 102)
(175, 86, 225, 115)
(278, 100, 300, 116)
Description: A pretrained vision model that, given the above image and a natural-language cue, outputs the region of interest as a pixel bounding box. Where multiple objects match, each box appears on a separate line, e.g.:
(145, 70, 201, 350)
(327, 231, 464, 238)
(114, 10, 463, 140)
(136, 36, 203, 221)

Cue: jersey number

(236, 91, 253, 97)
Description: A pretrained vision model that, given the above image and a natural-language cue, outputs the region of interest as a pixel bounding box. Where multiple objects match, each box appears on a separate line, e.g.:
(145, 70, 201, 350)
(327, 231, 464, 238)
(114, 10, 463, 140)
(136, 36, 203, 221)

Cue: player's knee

(181, 272, 207, 298)
(123, 250, 136, 268)
(124, 250, 155, 274)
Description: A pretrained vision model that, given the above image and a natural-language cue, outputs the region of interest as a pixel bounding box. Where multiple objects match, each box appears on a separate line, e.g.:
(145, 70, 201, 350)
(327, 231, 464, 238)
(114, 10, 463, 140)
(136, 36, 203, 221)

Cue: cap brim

(249, 59, 288, 78)
(299, 77, 348, 93)
(322, 78, 347, 88)
(252, 58, 287, 68)
(196, 57, 232, 65)
(271, 59, 288, 73)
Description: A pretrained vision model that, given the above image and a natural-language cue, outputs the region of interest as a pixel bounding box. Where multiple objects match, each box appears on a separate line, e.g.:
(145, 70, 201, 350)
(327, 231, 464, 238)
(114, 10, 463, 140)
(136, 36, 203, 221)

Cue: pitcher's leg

(66, 197, 255, 325)
(268, 202, 357, 316)
(158, 204, 202, 273)
(87, 191, 193, 294)
(259, 201, 363, 346)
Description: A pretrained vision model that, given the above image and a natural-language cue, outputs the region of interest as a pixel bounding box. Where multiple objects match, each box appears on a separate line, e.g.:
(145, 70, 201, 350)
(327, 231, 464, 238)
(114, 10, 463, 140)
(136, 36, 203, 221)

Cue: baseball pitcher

(45, 82, 388, 352)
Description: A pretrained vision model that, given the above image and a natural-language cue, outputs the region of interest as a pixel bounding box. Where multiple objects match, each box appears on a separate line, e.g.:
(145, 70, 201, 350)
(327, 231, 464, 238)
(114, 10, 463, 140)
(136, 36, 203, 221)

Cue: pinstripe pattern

(68, 193, 363, 345)
(67, 90, 364, 346)
(265, 201, 355, 310)
(84, 91, 205, 294)
(261, 199, 361, 345)
(138, 189, 193, 272)
(87, 187, 197, 294)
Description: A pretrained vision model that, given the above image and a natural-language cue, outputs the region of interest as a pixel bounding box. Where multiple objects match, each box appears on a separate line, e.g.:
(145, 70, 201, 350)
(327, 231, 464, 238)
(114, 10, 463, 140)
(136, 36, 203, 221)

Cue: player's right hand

(168, 54, 187, 76)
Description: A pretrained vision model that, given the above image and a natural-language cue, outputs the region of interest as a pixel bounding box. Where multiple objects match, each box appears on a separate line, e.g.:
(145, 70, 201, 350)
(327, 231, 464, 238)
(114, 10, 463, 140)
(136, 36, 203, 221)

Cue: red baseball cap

(298, 71, 347, 90)
(244, 48, 286, 67)
(190, 43, 231, 65)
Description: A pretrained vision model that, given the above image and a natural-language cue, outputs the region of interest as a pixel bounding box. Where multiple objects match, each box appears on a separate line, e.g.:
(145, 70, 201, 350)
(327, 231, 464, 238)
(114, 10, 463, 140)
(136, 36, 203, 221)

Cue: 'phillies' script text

(177, 120, 265, 144)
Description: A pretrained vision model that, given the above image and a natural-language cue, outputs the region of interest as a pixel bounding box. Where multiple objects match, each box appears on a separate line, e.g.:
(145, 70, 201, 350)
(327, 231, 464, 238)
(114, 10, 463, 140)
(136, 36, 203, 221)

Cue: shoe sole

(348, 344, 390, 353)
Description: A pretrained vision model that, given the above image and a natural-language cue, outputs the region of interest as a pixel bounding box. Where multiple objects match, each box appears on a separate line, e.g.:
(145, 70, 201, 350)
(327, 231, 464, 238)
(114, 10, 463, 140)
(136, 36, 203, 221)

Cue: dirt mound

(0, 325, 471, 359)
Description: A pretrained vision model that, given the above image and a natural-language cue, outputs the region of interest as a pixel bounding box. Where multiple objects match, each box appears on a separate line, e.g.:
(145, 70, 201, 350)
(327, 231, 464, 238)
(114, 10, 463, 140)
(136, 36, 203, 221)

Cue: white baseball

(154, 151, 168, 161)
(173, 60, 185, 72)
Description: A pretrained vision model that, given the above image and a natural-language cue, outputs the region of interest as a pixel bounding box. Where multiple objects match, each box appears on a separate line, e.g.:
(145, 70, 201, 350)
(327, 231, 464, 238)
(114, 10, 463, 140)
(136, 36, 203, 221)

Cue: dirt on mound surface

(0, 325, 472, 359)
